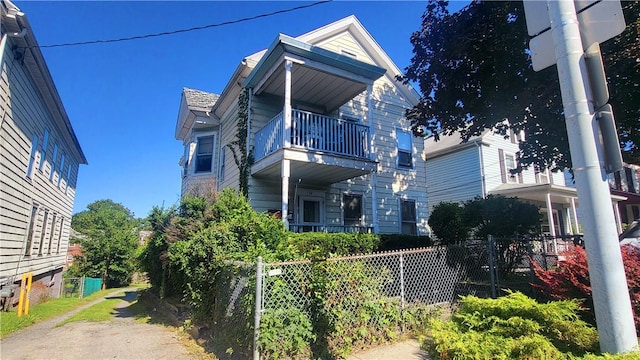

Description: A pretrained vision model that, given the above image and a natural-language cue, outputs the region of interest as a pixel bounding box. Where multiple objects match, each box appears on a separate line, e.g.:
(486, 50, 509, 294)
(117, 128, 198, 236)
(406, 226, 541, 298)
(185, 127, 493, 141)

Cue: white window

(57, 153, 65, 187)
(26, 134, 39, 179)
(343, 194, 363, 226)
(24, 204, 39, 255)
(535, 165, 550, 184)
(47, 214, 58, 254)
(397, 129, 413, 169)
(400, 199, 417, 235)
(56, 218, 65, 254)
(504, 153, 518, 183)
(194, 135, 214, 173)
(39, 130, 49, 171)
(49, 144, 58, 181)
(38, 209, 50, 256)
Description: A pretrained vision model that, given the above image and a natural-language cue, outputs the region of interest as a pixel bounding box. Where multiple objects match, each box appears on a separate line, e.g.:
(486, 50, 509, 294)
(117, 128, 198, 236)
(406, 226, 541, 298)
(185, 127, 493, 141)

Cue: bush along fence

(60, 276, 103, 298)
(208, 236, 571, 360)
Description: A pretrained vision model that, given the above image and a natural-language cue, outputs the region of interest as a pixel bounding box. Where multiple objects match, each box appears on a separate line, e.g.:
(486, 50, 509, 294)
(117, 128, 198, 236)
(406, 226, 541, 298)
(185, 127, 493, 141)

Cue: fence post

(253, 256, 263, 360)
(79, 276, 85, 299)
(526, 240, 536, 297)
(399, 252, 405, 310)
(488, 235, 496, 299)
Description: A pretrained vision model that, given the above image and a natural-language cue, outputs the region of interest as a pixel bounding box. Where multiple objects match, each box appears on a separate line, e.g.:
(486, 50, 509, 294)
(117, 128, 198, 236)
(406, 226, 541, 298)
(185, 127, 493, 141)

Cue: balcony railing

(254, 109, 370, 161)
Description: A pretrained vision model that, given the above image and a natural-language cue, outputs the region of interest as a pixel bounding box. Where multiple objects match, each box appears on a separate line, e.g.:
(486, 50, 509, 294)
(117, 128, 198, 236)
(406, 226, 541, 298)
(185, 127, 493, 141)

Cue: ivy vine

(227, 88, 254, 197)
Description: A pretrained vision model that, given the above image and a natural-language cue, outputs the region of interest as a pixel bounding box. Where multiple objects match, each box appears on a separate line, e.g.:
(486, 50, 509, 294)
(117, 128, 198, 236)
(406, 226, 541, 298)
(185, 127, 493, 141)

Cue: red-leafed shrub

(533, 245, 640, 335)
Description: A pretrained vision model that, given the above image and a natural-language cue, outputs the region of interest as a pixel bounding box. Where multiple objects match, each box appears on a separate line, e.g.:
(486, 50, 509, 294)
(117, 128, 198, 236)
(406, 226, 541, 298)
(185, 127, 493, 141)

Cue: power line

(33, 0, 333, 49)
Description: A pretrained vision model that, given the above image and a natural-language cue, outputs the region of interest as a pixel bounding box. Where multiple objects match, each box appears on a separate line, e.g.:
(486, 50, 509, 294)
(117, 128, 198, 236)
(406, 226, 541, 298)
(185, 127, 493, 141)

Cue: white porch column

(281, 159, 290, 228)
(570, 197, 579, 234)
(367, 84, 374, 160)
(545, 192, 557, 253)
(283, 60, 293, 149)
(565, 208, 573, 235)
(612, 202, 622, 235)
(281, 60, 293, 228)
(366, 84, 378, 233)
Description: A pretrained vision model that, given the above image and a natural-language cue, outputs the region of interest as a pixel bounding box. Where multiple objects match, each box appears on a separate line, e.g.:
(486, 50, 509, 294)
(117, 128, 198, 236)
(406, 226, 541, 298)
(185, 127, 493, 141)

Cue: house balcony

(252, 109, 377, 185)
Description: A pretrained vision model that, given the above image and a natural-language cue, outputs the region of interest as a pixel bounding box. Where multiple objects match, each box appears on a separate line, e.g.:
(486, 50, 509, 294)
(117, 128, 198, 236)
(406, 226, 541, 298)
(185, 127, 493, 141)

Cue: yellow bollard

(24, 272, 32, 316)
(17, 273, 26, 317)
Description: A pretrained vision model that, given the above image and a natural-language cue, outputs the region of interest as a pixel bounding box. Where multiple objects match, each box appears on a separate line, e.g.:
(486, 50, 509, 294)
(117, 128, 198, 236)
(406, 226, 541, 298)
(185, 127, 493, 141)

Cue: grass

(57, 298, 124, 326)
(0, 286, 136, 338)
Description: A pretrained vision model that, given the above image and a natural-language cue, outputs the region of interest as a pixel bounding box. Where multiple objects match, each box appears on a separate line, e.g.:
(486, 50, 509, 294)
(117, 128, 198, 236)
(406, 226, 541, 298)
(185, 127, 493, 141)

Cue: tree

(428, 202, 470, 244)
(465, 195, 541, 276)
(72, 200, 138, 288)
(399, 1, 640, 171)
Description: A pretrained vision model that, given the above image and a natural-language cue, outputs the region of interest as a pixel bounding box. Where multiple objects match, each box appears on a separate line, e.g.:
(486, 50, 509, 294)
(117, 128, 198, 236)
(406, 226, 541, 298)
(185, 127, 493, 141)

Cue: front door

(299, 196, 324, 232)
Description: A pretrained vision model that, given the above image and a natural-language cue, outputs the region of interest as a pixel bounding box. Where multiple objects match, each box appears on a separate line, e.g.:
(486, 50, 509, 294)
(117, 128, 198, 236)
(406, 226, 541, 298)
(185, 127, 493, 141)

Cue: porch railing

(288, 224, 373, 234)
(254, 109, 370, 161)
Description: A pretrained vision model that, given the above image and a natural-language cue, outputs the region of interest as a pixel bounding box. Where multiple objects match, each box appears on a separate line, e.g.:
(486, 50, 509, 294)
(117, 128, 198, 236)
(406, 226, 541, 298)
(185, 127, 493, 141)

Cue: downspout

(476, 141, 487, 197)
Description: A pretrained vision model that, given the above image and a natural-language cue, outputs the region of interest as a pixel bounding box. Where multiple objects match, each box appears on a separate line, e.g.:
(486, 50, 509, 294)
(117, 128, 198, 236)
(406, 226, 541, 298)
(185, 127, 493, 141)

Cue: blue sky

(16, 0, 467, 218)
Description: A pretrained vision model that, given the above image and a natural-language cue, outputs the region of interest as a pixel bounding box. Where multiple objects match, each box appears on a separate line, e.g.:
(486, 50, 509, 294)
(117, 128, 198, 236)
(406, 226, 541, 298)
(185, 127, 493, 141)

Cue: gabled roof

(243, 34, 386, 89)
(212, 15, 420, 118)
(175, 87, 220, 140)
(424, 130, 494, 160)
(183, 87, 219, 112)
(1, 0, 87, 164)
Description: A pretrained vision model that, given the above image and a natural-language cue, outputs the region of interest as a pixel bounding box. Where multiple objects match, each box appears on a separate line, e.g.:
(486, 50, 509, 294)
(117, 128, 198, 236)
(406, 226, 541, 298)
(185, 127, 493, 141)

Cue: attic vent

(341, 49, 357, 59)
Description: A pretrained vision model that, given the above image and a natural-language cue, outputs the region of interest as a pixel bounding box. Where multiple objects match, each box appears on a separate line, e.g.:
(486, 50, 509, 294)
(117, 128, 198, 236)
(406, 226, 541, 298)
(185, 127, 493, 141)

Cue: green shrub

(282, 232, 379, 260)
(259, 307, 314, 360)
(428, 202, 470, 245)
(378, 234, 433, 250)
(427, 292, 599, 359)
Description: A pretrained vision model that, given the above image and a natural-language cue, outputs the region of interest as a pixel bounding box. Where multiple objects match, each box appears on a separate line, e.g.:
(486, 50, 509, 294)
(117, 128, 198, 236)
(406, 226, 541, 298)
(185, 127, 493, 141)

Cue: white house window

(24, 204, 39, 255)
(57, 153, 65, 187)
(535, 165, 550, 184)
(504, 154, 518, 183)
(343, 194, 363, 226)
(39, 130, 49, 171)
(26, 134, 38, 179)
(56, 218, 65, 254)
(400, 199, 417, 235)
(38, 209, 50, 256)
(49, 144, 58, 181)
(397, 129, 413, 169)
(194, 135, 214, 173)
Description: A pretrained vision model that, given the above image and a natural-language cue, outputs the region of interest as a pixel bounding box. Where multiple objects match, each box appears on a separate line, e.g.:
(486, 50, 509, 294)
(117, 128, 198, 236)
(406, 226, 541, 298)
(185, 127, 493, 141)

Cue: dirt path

(0, 289, 198, 360)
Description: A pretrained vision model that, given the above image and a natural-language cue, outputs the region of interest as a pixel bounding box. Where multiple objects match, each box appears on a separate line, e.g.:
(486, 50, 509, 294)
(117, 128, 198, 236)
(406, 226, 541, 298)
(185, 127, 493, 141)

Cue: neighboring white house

(176, 16, 428, 235)
(0, 0, 87, 300)
(424, 129, 626, 237)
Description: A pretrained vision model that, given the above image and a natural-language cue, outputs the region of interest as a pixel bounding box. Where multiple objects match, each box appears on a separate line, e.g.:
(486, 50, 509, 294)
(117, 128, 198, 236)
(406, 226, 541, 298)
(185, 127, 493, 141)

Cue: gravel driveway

(0, 289, 198, 360)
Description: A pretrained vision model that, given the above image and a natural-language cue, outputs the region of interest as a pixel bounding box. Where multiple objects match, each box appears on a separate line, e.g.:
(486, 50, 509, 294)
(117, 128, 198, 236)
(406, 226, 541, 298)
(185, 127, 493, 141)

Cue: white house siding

(313, 32, 376, 66)
(482, 133, 566, 191)
(426, 145, 483, 215)
(217, 98, 242, 192)
(0, 37, 81, 293)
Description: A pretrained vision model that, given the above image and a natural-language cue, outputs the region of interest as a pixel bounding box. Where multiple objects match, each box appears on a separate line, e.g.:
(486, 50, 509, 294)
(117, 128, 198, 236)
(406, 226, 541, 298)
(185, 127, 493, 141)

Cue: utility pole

(547, 0, 637, 354)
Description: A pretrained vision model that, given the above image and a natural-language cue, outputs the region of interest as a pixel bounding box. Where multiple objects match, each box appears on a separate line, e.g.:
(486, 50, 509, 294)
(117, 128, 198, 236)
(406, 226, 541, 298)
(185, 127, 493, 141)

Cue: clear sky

(16, 0, 467, 219)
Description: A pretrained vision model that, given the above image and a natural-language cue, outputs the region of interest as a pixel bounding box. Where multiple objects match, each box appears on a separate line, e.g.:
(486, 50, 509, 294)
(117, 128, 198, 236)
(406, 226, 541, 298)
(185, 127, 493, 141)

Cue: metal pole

(548, 0, 637, 353)
(488, 235, 496, 299)
(399, 253, 405, 310)
(253, 256, 263, 360)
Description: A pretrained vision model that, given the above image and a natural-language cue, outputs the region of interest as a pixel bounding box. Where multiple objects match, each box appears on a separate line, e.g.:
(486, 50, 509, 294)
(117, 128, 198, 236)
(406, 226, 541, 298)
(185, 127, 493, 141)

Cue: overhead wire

(30, 0, 333, 49)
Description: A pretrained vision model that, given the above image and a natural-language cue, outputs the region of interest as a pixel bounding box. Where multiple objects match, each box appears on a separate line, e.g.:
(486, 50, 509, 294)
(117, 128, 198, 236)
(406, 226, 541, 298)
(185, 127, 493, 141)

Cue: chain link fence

(59, 276, 103, 298)
(211, 236, 574, 359)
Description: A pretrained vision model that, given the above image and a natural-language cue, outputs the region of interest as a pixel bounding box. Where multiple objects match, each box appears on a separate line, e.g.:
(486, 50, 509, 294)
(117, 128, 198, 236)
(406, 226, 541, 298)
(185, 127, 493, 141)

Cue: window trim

(396, 128, 413, 170)
(39, 130, 49, 172)
(503, 152, 518, 184)
(26, 134, 39, 179)
(24, 204, 39, 256)
(192, 133, 215, 175)
(49, 144, 58, 181)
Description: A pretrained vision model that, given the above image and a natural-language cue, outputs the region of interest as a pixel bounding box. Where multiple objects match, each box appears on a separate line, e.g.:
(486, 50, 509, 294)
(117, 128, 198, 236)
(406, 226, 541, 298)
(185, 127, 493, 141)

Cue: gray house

(0, 0, 87, 302)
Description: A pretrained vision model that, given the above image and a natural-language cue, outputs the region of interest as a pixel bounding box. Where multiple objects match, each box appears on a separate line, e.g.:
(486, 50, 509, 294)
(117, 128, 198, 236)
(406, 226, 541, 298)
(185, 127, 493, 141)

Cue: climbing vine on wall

(227, 88, 253, 196)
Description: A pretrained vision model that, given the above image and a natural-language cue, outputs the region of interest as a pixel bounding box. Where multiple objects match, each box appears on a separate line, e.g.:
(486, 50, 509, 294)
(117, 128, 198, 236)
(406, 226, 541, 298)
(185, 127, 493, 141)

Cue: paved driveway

(0, 289, 197, 360)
